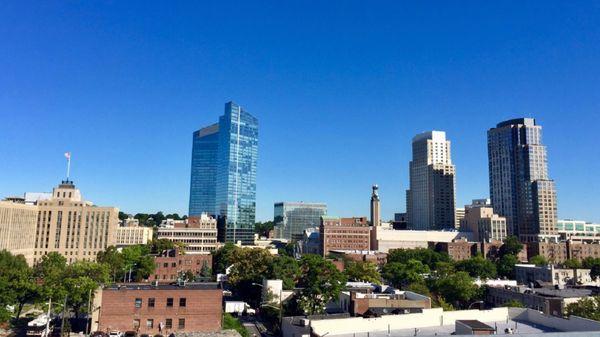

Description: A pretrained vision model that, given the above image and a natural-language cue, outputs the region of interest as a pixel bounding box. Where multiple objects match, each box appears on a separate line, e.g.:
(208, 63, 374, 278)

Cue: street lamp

(468, 301, 485, 310)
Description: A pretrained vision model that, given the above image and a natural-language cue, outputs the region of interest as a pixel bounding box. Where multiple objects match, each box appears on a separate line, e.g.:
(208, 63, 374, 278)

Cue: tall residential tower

(406, 131, 456, 230)
(488, 118, 557, 242)
(189, 102, 258, 244)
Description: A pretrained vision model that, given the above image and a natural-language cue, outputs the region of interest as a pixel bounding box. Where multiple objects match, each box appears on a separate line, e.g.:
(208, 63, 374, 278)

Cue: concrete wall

(374, 228, 474, 253)
(309, 307, 509, 336)
(509, 308, 600, 332)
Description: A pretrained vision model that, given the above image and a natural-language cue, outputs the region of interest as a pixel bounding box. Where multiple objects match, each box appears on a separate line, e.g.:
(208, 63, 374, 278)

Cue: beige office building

(115, 225, 153, 247)
(33, 180, 119, 264)
(0, 200, 38, 264)
(461, 202, 507, 242)
(157, 213, 218, 253)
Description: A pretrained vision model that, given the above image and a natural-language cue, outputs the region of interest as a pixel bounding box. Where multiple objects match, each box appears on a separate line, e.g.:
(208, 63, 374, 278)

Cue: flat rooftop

(104, 282, 221, 291)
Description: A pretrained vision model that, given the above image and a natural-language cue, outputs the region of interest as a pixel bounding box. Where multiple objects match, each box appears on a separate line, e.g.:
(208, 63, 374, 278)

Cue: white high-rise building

(406, 131, 456, 230)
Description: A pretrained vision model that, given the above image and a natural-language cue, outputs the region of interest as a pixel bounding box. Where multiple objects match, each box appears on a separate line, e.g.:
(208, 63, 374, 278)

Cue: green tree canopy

(455, 255, 497, 279)
(433, 271, 477, 307)
(382, 259, 430, 288)
(255, 221, 275, 237)
(562, 258, 583, 269)
(387, 248, 451, 269)
(296, 254, 347, 315)
(500, 236, 523, 257)
(212, 243, 240, 274)
(344, 261, 381, 285)
(267, 255, 300, 290)
(566, 296, 600, 321)
(228, 248, 274, 307)
(0, 250, 38, 320)
(529, 255, 549, 266)
(496, 254, 519, 279)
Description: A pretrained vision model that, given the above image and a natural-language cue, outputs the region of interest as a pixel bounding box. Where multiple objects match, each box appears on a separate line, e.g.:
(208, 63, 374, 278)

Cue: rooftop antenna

(64, 152, 71, 181)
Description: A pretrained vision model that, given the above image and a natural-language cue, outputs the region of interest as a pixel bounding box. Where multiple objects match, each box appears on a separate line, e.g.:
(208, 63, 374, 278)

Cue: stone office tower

(488, 118, 558, 242)
(406, 131, 456, 230)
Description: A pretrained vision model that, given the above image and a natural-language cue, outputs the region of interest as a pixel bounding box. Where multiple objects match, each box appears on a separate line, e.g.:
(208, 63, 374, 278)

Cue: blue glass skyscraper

(189, 101, 258, 244)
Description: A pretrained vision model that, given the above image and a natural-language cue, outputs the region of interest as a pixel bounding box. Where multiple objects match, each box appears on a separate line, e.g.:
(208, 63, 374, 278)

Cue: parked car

(124, 331, 137, 337)
(108, 332, 122, 337)
(91, 332, 109, 337)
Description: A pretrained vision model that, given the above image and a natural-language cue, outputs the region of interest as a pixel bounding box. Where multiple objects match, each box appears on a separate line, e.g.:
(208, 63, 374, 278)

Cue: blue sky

(1, 2, 600, 222)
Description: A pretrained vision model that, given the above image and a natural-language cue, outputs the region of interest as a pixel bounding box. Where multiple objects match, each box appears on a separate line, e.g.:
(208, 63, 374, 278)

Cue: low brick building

(94, 283, 222, 334)
(430, 239, 479, 261)
(148, 249, 212, 282)
(528, 241, 600, 263)
(320, 216, 370, 256)
(481, 240, 528, 262)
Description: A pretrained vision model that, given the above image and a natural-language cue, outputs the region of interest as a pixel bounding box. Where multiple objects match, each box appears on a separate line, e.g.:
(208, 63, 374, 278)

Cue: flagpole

(67, 156, 71, 180)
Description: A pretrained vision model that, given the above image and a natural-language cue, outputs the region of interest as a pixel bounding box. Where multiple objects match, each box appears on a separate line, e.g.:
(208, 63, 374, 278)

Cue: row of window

(135, 297, 186, 308)
(134, 318, 184, 330)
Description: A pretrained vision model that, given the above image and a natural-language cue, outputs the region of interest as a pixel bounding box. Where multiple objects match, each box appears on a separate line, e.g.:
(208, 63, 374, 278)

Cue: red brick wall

(149, 254, 212, 282)
(98, 287, 222, 334)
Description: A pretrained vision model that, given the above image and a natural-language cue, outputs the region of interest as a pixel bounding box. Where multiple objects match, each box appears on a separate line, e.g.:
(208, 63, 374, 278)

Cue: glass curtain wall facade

(188, 102, 258, 244)
(274, 202, 327, 241)
(488, 118, 558, 242)
(189, 124, 219, 217)
(215, 102, 259, 244)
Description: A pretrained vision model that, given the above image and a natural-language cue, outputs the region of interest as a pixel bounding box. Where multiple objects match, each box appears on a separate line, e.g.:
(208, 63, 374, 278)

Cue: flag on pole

(64, 152, 71, 159)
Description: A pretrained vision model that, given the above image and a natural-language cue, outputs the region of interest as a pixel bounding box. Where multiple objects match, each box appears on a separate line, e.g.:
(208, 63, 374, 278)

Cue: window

(163, 263, 168, 268)
(165, 319, 172, 329)
(147, 319, 154, 328)
(133, 319, 140, 329)
(178, 318, 185, 329)
(148, 298, 155, 308)
(166, 298, 173, 307)
(179, 298, 186, 307)
(171, 262, 176, 267)
(134, 298, 142, 308)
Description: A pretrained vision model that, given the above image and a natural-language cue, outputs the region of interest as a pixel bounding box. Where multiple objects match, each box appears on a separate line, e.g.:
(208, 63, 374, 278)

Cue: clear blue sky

(1, 2, 599, 222)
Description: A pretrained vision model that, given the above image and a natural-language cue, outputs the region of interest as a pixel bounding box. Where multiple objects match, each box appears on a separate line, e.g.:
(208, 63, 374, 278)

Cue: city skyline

(2, 2, 600, 222)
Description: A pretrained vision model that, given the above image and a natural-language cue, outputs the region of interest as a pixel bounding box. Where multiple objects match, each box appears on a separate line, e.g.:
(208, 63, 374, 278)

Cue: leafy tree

(148, 239, 176, 254)
(200, 262, 212, 278)
(529, 255, 548, 266)
(406, 282, 431, 297)
(500, 236, 523, 257)
(120, 245, 155, 281)
(344, 261, 381, 284)
(582, 258, 600, 281)
(63, 261, 110, 317)
(165, 213, 182, 220)
(223, 313, 250, 337)
(455, 255, 497, 279)
(296, 254, 347, 315)
(180, 270, 196, 282)
(434, 271, 477, 308)
(212, 243, 240, 274)
(433, 261, 456, 278)
(268, 256, 300, 290)
(501, 299, 524, 308)
(496, 254, 519, 279)
(382, 260, 430, 288)
(255, 221, 275, 237)
(97, 246, 125, 282)
(278, 242, 295, 257)
(387, 248, 451, 269)
(118, 212, 129, 221)
(562, 258, 582, 269)
(566, 296, 600, 321)
(0, 250, 38, 319)
(228, 248, 274, 307)
(35, 253, 68, 303)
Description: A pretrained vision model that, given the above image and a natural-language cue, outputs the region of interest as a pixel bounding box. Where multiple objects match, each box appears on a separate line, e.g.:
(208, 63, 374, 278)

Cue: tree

(120, 245, 155, 281)
(148, 239, 176, 254)
(434, 271, 477, 308)
(529, 255, 549, 266)
(455, 255, 497, 279)
(344, 261, 381, 284)
(433, 261, 456, 278)
(63, 261, 110, 317)
(583, 258, 600, 281)
(496, 254, 519, 279)
(500, 236, 523, 257)
(212, 243, 240, 274)
(406, 282, 431, 297)
(118, 212, 129, 221)
(97, 246, 125, 282)
(268, 256, 300, 290)
(566, 296, 600, 321)
(278, 242, 295, 257)
(387, 248, 451, 269)
(228, 248, 274, 307)
(562, 258, 582, 269)
(0, 250, 38, 319)
(35, 253, 68, 303)
(255, 221, 275, 237)
(382, 260, 430, 288)
(296, 255, 347, 315)
(200, 262, 212, 278)
(501, 299, 524, 308)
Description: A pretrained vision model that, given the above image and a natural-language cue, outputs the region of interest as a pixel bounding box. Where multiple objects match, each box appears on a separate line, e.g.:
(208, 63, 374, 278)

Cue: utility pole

(60, 295, 68, 337)
(85, 289, 92, 336)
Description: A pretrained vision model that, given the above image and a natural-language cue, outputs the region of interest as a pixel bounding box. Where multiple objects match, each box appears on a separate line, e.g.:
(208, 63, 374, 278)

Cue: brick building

(93, 283, 222, 334)
(480, 240, 528, 262)
(319, 216, 370, 256)
(430, 239, 479, 261)
(528, 241, 600, 263)
(148, 249, 212, 282)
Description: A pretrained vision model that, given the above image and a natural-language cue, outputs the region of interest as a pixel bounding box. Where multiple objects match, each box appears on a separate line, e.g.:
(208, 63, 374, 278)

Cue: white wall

(310, 307, 509, 336)
(509, 308, 600, 332)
